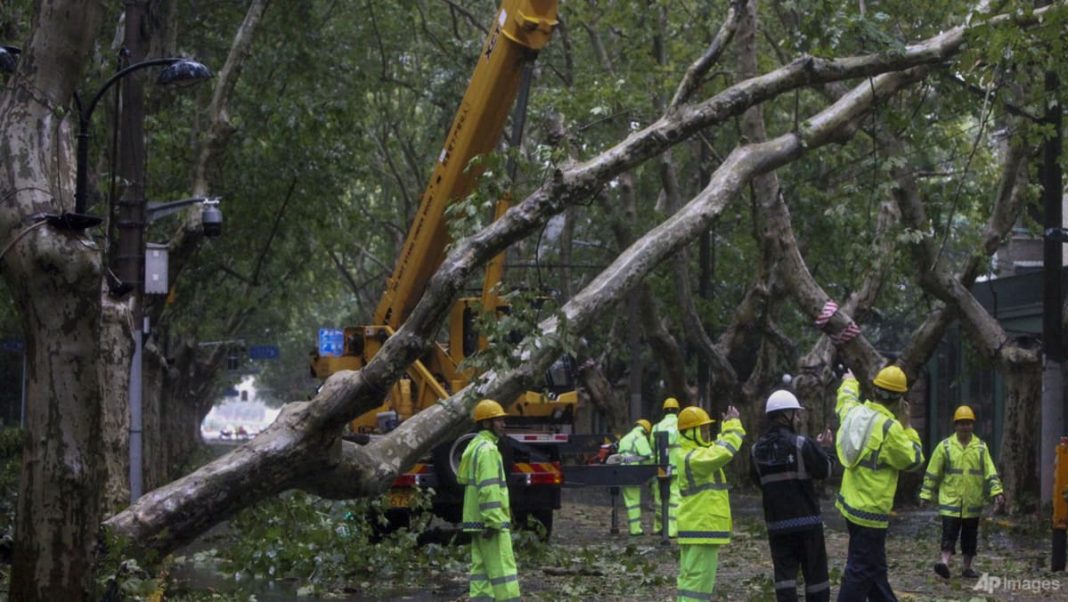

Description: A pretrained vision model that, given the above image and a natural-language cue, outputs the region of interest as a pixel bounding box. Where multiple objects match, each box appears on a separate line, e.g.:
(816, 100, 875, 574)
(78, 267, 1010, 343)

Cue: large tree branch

(669, 0, 746, 109)
(158, 0, 271, 312)
(890, 129, 1038, 368)
(105, 61, 928, 553)
(897, 138, 1029, 372)
(102, 1, 1060, 552)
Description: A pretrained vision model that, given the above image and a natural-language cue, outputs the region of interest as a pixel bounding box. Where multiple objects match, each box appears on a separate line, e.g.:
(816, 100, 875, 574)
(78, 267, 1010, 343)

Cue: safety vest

(920, 434, 1003, 518)
(834, 378, 924, 528)
(651, 414, 680, 465)
(457, 430, 511, 532)
(619, 425, 653, 465)
(674, 417, 746, 545)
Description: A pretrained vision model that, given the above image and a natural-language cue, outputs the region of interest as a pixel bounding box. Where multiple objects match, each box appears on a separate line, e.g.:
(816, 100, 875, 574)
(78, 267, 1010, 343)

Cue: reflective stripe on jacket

(674, 417, 746, 545)
(619, 425, 653, 464)
(457, 430, 511, 532)
(749, 426, 832, 534)
(834, 378, 924, 529)
(920, 434, 1003, 518)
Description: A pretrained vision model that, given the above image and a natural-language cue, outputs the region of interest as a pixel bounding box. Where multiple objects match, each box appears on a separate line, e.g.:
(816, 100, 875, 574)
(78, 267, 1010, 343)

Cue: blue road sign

(318, 328, 344, 357)
(248, 345, 280, 360)
(0, 338, 24, 353)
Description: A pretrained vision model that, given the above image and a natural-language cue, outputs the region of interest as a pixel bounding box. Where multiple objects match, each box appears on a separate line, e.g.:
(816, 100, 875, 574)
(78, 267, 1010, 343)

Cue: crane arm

(373, 0, 558, 329)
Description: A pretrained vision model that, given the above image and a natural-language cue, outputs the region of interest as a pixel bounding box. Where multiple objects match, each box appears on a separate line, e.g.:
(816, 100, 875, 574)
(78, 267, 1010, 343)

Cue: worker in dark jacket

(749, 389, 834, 602)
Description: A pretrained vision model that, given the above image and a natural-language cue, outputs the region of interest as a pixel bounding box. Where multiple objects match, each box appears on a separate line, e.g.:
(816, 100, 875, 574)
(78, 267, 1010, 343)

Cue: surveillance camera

(201, 198, 222, 237)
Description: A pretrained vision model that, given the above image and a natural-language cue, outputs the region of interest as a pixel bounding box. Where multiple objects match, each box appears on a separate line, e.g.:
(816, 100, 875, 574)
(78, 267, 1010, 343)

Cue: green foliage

(509, 530, 666, 599)
(460, 286, 574, 379)
(179, 489, 466, 596)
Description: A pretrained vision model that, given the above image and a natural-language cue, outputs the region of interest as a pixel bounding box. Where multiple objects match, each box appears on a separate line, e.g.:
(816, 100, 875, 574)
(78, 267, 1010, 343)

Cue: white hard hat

(765, 389, 803, 414)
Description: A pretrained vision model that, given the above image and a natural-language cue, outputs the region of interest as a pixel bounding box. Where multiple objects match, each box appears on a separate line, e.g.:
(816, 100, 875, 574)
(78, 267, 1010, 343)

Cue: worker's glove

(481, 526, 497, 538)
(918, 499, 928, 510)
(993, 494, 1005, 513)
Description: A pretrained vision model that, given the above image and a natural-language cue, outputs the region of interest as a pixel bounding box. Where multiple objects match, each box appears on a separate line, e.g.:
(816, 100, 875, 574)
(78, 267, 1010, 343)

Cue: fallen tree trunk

(105, 58, 929, 555)
(103, 0, 1062, 555)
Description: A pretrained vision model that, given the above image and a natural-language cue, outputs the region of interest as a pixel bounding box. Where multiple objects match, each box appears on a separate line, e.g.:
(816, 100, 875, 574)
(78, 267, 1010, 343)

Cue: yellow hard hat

(953, 405, 976, 422)
(635, 419, 652, 433)
(678, 406, 714, 431)
(662, 397, 680, 410)
(872, 365, 908, 393)
(473, 399, 507, 422)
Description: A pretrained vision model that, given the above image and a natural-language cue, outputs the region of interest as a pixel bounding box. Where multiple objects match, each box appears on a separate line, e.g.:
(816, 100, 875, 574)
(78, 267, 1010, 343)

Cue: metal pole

(609, 486, 620, 534)
(19, 348, 26, 428)
(1040, 42, 1064, 507)
(129, 315, 146, 502)
(656, 430, 670, 545)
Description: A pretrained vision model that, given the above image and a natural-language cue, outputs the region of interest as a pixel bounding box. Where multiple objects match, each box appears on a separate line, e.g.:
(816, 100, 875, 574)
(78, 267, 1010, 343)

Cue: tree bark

(105, 58, 930, 556)
(2, 2, 1052, 589)
(1, 1, 109, 595)
(1000, 359, 1042, 513)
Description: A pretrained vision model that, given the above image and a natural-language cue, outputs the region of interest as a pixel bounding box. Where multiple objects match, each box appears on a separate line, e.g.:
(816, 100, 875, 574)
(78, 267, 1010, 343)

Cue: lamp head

(0, 46, 21, 75)
(156, 59, 213, 87)
(201, 197, 222, 237)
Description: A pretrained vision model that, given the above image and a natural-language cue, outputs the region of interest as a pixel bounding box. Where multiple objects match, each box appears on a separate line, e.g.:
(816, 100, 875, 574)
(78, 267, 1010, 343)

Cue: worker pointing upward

(834, 367, 924, 602)
(651, 397, 682, 538)
(674, 404, 746, 601)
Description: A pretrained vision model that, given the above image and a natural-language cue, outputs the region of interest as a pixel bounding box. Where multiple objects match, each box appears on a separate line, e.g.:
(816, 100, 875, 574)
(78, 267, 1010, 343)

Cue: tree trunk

(576, 357, 628, 434)
(1, 2, 108, 597)
(1000, 360, 1042, 513)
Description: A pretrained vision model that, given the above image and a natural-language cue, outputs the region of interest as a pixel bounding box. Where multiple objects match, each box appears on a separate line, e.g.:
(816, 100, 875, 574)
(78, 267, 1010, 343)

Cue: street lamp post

(129, 197, 222, 501)
(73, 55, 211, 502)
(68, 57, 212, 230)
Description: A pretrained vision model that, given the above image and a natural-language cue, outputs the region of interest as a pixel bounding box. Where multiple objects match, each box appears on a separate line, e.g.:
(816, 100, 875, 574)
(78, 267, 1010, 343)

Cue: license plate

(388, 489, 414, 508)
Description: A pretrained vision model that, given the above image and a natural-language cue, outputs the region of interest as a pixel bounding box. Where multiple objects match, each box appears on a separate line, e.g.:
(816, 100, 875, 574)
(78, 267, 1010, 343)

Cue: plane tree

(0, 0, 1062, 599)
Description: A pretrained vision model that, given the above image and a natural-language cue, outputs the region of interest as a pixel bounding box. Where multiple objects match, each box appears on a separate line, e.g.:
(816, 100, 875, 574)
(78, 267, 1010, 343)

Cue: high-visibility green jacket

(651, 414, 680, 466)
(834, 378, 924, 528)
(619, 425, 653, 465)
(457, 430, 511, 532)
(920, 434, 1003, 518)
(674, 417, 746, 545)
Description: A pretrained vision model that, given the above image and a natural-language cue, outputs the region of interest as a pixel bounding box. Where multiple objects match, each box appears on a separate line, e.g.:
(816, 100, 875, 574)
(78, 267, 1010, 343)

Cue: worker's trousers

(621, 485, 644, 535)
(652, 475, 679, 537)
(769, 526, 830, 602)
(837, 521, 897, 602)
(469, 529, 520, 602)
(676, 543, 719, 601)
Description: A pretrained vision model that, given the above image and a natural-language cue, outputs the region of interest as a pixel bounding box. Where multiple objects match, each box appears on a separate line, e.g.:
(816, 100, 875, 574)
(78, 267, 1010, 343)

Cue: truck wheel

(431, 433, 475, 493)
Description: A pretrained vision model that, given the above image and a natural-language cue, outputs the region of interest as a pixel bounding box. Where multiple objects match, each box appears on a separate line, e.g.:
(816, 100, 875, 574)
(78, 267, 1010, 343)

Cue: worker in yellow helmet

(674, 404, 745, 601)
(920, 405, 1004, 580)
(618, 418, 654, 535)
(651, 397, 682, 537)
(834, 366, 924, 602)
(458, 399, 520, 601)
